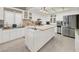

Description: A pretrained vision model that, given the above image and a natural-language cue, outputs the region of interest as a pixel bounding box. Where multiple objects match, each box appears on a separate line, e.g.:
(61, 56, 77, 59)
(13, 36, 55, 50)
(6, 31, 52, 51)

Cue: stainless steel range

(57, 21, 62, 34)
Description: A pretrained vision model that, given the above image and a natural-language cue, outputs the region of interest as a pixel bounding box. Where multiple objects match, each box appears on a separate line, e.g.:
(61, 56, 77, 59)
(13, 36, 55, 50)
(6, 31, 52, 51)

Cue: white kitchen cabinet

(19, 28, 25, 37)
(0, 8, 4, 20)
(0, 29, 3, 43)
(0, 28, 25, 44)
(25, 25, 56, 52)
(75, 30, 79, 51)
(15, 12, 23, 26)
(10, 29, 18, 41)
(2, 30, 11, 43)
(34, 28, 56, 51)
(10, 29, 17, 40)
(4, 10, 15, 27)
(25, 29, 34, 51)
(15, 28, 25, 38)
(15, 29, 22, 38)
(14, 29, 20, 39)
(10, 28, 25, 40)
(4, 9, 23, 27)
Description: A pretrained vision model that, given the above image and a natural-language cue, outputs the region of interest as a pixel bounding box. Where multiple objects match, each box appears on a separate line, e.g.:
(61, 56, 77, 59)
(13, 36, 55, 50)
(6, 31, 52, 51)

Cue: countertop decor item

(35, 19, 42, 25)
(46, 21, 50, 25)
(12, 24, 17, 28)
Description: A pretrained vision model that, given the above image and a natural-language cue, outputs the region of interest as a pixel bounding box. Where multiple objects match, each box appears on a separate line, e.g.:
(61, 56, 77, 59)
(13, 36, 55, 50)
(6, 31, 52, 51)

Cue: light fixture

(40, 7, 48, 15)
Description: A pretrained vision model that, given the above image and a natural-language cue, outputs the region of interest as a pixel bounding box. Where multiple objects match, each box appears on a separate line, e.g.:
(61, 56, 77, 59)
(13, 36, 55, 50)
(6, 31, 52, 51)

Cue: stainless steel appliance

(62, 15, 76, 38)
(57, 21, 62, 34)
(76, 15, 79, 29)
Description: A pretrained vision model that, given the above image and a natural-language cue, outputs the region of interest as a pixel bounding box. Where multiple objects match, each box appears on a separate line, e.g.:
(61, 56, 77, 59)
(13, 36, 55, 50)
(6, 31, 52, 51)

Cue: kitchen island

(75, 29, 79, 51)
(25, 23, 57, 52)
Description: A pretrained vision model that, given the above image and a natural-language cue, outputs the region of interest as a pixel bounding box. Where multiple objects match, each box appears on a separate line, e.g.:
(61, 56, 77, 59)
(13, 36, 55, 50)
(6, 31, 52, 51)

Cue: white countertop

(76, 29, 79, 35)
(26, 23, 56, 31)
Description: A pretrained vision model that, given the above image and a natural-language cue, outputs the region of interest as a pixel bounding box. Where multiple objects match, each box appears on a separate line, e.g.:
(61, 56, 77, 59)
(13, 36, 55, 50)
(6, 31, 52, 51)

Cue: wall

(56, 8, 79, 21)
(32, 13, 50, 24)
(29, 8, 50, 24)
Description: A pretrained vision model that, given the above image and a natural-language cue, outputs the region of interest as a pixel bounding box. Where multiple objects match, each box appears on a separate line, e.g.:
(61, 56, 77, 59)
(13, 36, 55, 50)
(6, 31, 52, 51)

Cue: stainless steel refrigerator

(62, 15, 76, 38)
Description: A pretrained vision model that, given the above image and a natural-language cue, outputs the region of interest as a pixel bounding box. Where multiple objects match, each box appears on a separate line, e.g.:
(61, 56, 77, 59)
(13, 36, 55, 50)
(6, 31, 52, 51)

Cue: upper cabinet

(0, 8, 4, 20)
(23, 11, 28, 19)
(3, 7, 24, 27)
(4, 10, 15, 27)
(15, 12, 23, 26)
(23, 10, 32, 20)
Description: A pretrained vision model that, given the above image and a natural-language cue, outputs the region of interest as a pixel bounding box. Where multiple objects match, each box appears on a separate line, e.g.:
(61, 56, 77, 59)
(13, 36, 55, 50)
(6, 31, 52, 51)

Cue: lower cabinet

(10, 29, 17, 40)
(17, 28, 25, 38)
(34, 28, 56, 51)
(25, 29, 34, 51)
(0, 28, 25, 44)
(0, 29, 3, 43)
(2, 30, 11, 43)
(10, 28, 25, 40)
(75, 30, 79, 51)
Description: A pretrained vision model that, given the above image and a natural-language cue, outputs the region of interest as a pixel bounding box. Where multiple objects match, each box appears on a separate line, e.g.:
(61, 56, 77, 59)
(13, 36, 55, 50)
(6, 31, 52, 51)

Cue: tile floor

(0, 34, 75, 52)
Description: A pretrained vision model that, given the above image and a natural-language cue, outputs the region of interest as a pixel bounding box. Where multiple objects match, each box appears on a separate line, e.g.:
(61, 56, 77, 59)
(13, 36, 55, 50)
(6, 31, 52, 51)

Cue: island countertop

(26, 23, 56, 31)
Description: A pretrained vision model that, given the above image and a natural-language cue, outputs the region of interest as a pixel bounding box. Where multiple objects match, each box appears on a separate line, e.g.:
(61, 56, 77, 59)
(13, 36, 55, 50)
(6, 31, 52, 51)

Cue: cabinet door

(19, 28, 25, 37)
(0, 8, 4, 20)
(12, 29, 19, 40)
(34, 30, 41, 51)
(75, 31, 79, 51)
(16, 29, 23, 38)
(4, 10, 14, 26)
(34, 30, 49, 51)
(10, 28, 25, 41)
(0, 30, 3, 43)
(2, 30, 10, 43)
(10, 29, 17, 40)
(15, 13, 22, 26)
(25, 29, 34, 51)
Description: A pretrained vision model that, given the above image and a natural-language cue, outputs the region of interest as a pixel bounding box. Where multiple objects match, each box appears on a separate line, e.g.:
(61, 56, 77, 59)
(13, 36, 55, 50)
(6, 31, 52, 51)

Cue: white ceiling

(28, 7, 76, 15)
(16, 7, 79, 15)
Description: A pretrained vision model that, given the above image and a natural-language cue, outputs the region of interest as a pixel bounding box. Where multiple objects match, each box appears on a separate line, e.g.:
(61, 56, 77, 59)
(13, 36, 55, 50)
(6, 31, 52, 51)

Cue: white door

(4, 10, 15, 27)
